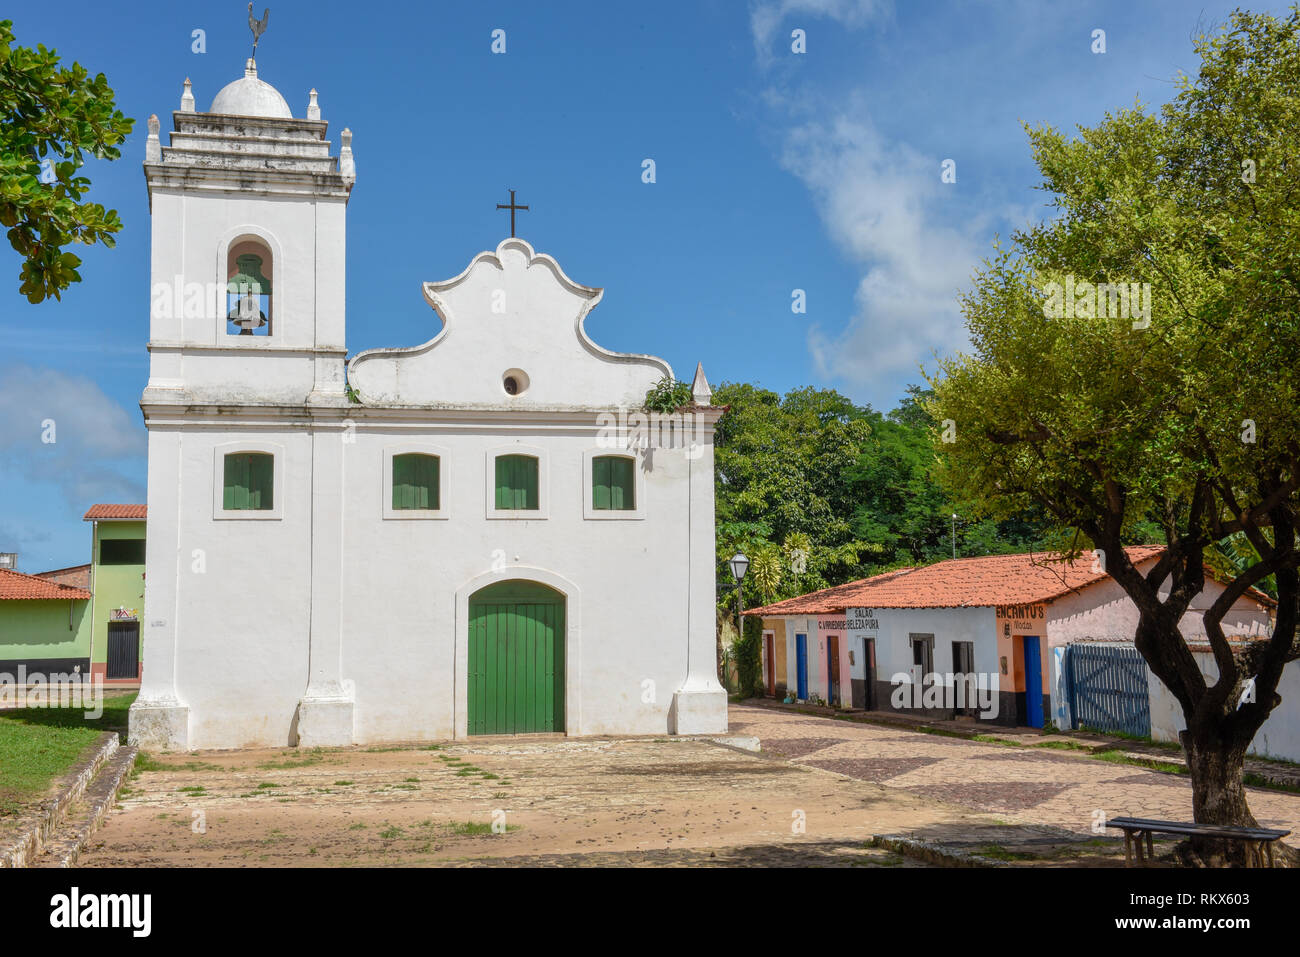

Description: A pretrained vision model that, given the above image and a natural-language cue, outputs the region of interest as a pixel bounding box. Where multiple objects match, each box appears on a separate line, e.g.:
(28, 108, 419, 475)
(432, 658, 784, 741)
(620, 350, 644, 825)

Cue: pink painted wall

(1047, 568, 1272, 648)
(816, 616, 853, 707)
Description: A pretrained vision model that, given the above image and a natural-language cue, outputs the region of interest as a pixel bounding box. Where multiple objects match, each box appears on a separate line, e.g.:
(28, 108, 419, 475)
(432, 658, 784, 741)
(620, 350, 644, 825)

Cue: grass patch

(1077, 724, 1162, 745)
(333, 780, 354, 786)
(1092, 749, 1186, 775)
(379, 824, 405, 839)
(175, 785, 207, 795)
(1030, 740, 1092, 751)
(131, 751, 168, 775)
(0, 691, 137, 819)
(257, 749, 326, 770)
(978, 844, 1040, 862)
(348, 822, 366, 831)
(1244, 772, 1300, 794)
(166, 760, 225, 772)
(970, 734, 1018, 747)
(449, 820, 519, 836)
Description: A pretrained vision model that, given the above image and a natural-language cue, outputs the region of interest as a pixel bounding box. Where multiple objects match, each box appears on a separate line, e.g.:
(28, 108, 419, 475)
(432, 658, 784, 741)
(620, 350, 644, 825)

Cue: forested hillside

(711, 382, 1055, 608)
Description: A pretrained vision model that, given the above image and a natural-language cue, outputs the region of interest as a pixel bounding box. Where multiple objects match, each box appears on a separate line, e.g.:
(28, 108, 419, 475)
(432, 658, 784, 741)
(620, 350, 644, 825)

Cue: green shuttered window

(392, 453, 440, 510)
(223, 452, 274, 510)
(495, 455, 539, 510)
(592, 455, 635, 510)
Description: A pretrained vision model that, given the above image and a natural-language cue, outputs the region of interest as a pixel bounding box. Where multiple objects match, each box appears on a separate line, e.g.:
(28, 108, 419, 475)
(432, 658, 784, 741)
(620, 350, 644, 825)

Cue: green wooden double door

(468, 581, 565, 734)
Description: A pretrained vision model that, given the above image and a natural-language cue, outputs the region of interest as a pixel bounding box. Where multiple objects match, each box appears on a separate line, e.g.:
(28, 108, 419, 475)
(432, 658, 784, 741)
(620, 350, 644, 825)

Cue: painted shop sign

(846, 607, 880, 630)
(817, 618, 847, 630)
(110, 607, 139, 621)
(995, 603, 1045, 636)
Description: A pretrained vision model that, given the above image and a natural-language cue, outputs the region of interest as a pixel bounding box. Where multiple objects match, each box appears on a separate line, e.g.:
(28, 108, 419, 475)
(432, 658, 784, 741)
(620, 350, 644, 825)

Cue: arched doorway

(467, 580, 565, 734)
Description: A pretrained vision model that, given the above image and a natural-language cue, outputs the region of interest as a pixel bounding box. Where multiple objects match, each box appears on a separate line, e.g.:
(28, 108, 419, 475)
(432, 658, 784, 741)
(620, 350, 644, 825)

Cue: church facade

(129, 60, 727, 751)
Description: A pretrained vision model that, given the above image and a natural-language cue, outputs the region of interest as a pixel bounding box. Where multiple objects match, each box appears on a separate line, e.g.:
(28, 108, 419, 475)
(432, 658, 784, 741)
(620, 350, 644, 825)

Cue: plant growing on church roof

(644, 375, 692, 413)
(0, 20, 133, 303)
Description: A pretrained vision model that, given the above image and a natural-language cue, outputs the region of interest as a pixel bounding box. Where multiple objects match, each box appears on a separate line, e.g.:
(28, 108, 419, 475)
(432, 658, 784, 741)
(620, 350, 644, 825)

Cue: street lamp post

(728, 553, 750, 691)
(728, 553, 750, 640)
(951, 513, 957, 559)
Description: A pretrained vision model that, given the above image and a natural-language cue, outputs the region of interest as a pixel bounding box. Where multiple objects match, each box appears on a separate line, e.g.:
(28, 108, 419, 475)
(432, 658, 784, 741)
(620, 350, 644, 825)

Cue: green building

(0, 505, 146, 685)
(83, 505, 147, 685)
(0, 569, 93, 680)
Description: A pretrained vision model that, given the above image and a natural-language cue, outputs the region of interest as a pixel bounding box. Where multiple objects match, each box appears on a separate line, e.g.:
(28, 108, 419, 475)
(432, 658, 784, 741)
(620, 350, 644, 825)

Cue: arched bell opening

(226, 239, 273, 336)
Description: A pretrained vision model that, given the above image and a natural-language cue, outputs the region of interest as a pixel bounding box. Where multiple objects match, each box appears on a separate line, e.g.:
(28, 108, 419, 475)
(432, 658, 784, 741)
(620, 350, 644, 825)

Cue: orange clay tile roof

(83, 504, 147, 521)
(745, 567, 918, 617)
(747, 546, 1170, 616)
(0, 568, 92, 601)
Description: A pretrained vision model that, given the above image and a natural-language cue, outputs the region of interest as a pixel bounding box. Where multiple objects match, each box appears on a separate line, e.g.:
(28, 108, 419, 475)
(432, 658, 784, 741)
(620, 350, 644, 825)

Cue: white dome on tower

(210, 59, 292, 118)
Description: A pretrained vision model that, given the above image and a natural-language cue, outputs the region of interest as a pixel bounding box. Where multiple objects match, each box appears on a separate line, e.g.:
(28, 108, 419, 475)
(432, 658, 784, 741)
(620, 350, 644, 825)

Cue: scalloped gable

(347, 238, 672, 408)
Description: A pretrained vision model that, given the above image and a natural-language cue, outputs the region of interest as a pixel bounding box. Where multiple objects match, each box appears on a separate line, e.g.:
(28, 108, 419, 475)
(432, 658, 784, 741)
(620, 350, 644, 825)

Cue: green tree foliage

(847, 385, 1053, 569)
(0, 20, 132, 302)
(713, 382, 874, 605)
(735, 614, 764, 698)
(713, 381, 1050, 617)
(928, 8, 1300, 858)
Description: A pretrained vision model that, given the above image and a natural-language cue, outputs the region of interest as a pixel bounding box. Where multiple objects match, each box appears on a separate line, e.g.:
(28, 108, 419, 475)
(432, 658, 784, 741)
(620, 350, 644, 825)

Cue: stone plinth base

(297, 697, 354, 747)
(128, 699, 190, 751)
(670, 686, 728, 735)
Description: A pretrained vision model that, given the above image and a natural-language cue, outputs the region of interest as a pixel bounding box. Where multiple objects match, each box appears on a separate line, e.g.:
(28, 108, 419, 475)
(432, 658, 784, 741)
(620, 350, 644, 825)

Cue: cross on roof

(496, 189, 529, 237)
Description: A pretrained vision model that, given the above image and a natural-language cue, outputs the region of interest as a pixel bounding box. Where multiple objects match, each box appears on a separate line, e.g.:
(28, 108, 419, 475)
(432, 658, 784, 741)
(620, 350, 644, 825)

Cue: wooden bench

(1106, 816, 1291, 867)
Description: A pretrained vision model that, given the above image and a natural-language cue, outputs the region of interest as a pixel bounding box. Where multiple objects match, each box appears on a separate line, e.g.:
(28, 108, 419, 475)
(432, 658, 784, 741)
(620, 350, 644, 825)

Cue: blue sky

(0, 0, 1288, 570)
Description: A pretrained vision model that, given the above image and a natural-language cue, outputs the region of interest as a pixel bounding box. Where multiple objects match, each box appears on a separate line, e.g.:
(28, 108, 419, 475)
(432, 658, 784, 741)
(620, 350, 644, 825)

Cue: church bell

(227, 253, 271, 334)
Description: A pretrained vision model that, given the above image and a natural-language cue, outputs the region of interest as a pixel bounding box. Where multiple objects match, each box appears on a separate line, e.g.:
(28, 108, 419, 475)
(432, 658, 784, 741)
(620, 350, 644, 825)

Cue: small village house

(748, 547, 1274, 729)
(0, 569, 92, 682)
(83, 505, 148, 686)
(0, 505, 147, 688)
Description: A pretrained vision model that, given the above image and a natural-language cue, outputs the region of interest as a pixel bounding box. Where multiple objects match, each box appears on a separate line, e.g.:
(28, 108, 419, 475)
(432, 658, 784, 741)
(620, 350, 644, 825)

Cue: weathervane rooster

(248, 4, 270, 60)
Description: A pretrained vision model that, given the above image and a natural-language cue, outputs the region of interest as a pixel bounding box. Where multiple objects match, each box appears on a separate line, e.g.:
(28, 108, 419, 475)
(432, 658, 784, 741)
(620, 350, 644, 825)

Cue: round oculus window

(502, 369, 529, 396)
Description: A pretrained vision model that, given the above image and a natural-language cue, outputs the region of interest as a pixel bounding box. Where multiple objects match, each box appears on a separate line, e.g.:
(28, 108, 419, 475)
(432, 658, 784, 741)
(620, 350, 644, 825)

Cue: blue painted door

(1023, 636, 1043, 727)
(795, 633, 808, 700)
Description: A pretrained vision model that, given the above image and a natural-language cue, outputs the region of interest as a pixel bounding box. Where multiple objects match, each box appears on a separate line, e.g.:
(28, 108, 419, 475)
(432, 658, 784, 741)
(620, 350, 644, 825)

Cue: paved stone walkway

(78, 734, 982, 867)
(731, 704, 1300, 848)
(71, 707, 1296, 866)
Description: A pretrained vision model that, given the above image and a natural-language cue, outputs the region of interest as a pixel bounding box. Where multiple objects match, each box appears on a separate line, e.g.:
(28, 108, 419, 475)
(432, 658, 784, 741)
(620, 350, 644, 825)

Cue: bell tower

(142, 58, 356, 405)
(132, 53, 358, 750)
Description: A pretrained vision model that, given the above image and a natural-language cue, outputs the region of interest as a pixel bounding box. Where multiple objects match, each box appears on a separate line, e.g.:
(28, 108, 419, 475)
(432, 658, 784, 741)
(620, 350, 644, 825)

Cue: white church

(129, 56, 728, 750)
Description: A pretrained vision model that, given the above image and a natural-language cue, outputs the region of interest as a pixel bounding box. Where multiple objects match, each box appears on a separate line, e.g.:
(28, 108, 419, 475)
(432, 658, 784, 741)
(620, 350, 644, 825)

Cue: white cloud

(777, 110, 987, 397)
(750, 0, 890, 63)
(0, 363, 146, 507)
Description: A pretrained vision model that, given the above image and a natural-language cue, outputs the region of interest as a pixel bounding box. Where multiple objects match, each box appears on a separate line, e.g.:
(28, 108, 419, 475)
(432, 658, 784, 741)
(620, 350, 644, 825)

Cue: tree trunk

(1182, 728, 1265, 866)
